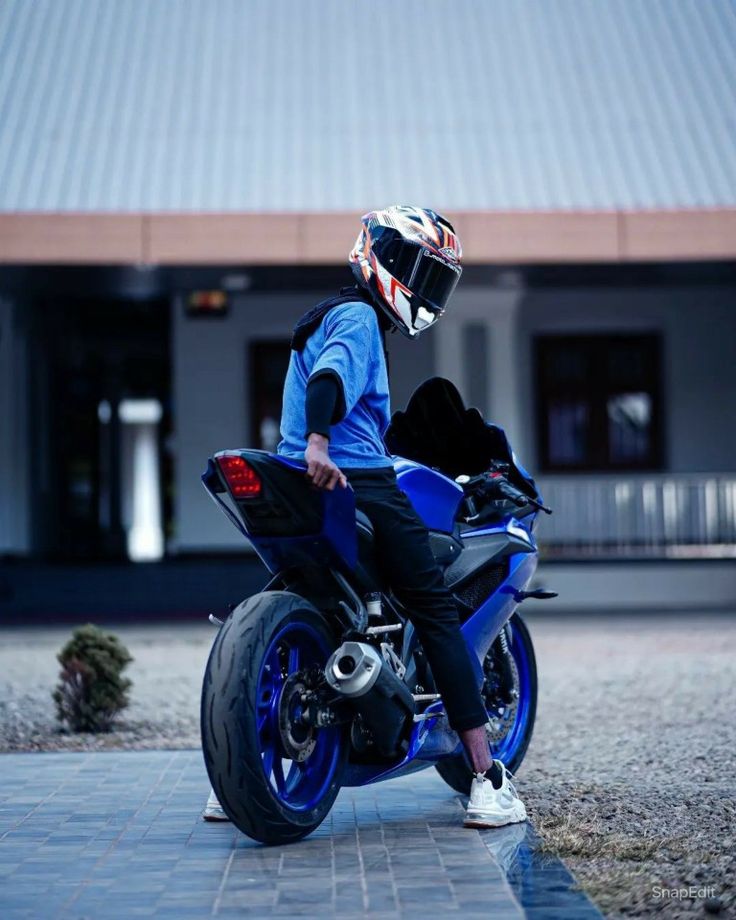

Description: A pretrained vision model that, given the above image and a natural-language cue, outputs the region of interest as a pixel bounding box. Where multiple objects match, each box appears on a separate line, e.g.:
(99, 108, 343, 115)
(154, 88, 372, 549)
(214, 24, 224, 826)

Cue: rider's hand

(305, 434, 347, 491)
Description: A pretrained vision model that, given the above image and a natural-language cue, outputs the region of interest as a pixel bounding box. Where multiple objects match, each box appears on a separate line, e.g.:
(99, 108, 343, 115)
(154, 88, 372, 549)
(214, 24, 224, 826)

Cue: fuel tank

(394, 458, 463, 533)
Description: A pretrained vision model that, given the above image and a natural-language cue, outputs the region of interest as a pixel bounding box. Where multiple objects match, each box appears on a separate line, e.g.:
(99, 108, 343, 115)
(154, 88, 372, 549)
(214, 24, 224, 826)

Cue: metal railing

(536, 474, 736, 558)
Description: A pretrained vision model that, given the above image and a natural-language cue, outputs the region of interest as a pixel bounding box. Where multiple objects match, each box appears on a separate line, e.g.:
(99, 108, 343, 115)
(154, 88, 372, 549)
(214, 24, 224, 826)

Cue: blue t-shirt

(278, 301, 393, 468)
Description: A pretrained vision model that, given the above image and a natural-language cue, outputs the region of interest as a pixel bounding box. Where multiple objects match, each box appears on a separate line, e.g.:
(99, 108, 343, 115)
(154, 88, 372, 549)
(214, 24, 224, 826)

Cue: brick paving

(0, 750, 600, 919)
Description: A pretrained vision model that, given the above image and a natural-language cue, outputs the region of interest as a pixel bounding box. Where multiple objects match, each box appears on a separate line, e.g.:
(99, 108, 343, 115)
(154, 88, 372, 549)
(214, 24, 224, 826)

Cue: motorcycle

(200, 377, 554, 845)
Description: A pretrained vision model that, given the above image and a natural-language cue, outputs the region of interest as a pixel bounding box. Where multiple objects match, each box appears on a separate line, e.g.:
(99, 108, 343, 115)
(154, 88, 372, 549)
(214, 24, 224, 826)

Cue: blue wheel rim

(255, 620, 342, 812)
(488, 622, 532, 765)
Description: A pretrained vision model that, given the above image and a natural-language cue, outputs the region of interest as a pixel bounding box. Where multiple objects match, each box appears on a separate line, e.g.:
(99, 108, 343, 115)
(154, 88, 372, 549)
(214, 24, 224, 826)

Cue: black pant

(345, 467, 488, 732)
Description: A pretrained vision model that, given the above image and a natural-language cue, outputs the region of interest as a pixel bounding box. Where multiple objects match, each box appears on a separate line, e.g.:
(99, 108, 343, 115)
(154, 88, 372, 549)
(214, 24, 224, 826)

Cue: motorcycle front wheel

(201, 591, 347, 844)
(435, 611, 537, 795)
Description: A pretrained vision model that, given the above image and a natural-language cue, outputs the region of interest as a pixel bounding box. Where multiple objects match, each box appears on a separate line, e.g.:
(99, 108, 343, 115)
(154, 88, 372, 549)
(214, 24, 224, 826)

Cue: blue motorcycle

(200, 377, 553, 844)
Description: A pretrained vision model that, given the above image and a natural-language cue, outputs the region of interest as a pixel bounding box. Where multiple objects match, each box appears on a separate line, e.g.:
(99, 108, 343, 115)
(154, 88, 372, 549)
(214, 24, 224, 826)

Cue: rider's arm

(304, 373, 347, 491)
(304, 308, 377, 491)
(305, 371, 344, 439)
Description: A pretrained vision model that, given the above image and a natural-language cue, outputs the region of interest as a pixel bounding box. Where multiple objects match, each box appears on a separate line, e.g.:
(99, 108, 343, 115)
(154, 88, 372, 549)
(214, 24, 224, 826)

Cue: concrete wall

(533, 559, 736, 613)
(0, 296, 30, 555)
(172, 290, 433, 552)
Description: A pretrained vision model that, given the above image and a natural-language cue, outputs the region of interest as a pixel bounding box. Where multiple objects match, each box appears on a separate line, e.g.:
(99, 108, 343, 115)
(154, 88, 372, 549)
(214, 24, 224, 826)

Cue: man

(205, 206, 526, 828)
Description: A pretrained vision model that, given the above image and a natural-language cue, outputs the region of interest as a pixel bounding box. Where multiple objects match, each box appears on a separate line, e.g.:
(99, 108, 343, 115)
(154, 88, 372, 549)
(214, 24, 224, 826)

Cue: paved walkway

(0, 750, 600, 919)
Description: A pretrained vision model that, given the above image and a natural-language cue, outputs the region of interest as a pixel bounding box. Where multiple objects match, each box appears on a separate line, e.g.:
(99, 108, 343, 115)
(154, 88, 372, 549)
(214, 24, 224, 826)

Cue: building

(1, 0, 735, 611)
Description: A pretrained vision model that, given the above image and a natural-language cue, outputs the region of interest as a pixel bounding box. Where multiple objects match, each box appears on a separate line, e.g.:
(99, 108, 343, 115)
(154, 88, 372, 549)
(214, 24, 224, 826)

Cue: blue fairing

(463, 515, 538, 552)
(393, 458, 463, 533)
(462, 550, 537, 666)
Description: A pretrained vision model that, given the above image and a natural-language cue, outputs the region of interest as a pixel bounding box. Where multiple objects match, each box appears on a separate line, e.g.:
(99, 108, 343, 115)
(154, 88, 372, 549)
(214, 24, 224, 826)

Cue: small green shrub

(53, 624, 133, 733)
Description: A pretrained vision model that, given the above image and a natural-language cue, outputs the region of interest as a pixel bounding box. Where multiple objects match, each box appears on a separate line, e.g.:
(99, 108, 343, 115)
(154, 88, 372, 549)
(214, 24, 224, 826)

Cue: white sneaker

(464, 761, 527, 829)
(202, 788, 230, 822)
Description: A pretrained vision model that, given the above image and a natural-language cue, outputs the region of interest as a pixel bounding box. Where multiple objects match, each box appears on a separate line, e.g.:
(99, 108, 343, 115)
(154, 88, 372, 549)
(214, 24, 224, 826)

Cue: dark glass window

(535, 334, 663, 472)
(249, 340, 292, 451)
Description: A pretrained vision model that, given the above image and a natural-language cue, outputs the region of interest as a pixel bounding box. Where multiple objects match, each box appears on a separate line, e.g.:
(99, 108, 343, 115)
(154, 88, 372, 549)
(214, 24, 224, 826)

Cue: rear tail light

(216, 455, 262, 498)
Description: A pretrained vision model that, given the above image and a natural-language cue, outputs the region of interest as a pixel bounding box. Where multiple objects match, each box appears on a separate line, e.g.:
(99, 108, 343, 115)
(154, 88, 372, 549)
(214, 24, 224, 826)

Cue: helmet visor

(386, 241, 461, 314)
(374, 234, 462, 320)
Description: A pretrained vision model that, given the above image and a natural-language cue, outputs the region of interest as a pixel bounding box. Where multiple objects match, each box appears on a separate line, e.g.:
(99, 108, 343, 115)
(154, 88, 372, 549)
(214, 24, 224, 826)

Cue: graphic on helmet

(348, 205, 462, 338)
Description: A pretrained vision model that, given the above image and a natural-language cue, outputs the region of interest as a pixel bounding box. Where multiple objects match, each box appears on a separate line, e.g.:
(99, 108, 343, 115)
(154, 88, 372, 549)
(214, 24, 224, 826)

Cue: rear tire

(435, 612, 537, 795)
(201, 591, 346, 844)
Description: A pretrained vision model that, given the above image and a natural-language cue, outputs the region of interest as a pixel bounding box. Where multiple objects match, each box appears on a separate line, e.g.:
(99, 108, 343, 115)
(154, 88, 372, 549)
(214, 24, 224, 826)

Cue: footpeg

(514, 589, 558, 602)
(365, 623, 403, 635)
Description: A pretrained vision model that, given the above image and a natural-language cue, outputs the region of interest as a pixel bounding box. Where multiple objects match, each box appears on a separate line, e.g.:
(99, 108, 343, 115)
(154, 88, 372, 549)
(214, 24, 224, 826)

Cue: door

(30, 296, 171, 560)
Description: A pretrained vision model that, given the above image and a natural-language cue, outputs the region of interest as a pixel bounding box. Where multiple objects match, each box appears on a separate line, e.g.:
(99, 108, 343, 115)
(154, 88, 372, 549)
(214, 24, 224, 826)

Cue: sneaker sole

(202, 812, 230, 822)
(463, 810, 527, 829)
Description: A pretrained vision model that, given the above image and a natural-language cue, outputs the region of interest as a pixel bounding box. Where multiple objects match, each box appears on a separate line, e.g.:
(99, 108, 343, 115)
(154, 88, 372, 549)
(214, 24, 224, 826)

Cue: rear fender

(202, 451, 358, 575)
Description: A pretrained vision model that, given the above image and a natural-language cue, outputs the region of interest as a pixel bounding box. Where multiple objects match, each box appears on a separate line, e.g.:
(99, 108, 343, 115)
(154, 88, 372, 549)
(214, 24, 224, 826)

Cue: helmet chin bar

(392, 288, 416, 334)
(385, 288, 440, 338)
(414, 305, 439, 332)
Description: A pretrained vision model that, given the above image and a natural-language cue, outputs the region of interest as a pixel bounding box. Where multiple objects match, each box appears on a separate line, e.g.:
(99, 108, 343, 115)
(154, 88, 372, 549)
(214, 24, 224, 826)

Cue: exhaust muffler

(325, 641, 415, 757)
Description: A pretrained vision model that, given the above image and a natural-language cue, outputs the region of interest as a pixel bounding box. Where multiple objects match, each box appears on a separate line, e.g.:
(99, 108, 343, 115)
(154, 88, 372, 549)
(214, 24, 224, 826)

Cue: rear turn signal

(216, 455, 262, 498)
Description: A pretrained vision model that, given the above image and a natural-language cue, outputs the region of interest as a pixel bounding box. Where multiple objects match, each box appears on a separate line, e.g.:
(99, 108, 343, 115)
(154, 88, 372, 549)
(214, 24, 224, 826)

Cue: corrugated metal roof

(0, 0, 735, 212)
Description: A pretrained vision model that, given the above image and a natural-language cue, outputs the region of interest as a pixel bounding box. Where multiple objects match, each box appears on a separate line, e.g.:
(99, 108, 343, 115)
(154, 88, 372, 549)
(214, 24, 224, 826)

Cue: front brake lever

(496, 479, 553, 515)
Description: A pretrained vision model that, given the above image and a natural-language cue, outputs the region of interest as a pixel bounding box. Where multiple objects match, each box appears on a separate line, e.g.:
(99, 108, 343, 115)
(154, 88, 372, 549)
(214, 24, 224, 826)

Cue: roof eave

(1, 209, 734, 265)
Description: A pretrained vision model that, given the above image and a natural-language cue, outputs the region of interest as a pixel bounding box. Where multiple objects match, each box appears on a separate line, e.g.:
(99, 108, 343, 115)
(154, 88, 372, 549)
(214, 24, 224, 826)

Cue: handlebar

(456, 469, 552, 518)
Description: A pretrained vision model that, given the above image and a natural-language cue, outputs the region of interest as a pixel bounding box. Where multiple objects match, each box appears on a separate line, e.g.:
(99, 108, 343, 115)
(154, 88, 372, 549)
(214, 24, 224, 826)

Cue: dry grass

(535, 811, 662, 862)
(526, 782, 732, 918)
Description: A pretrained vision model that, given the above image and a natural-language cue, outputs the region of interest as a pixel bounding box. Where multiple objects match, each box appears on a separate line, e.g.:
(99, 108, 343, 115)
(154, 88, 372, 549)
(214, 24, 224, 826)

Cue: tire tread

(201, 591, 344, 845)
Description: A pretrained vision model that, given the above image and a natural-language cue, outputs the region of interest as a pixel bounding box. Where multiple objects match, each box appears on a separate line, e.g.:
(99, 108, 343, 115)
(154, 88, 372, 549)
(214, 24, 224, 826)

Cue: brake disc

(278, 673, 317, 762)
(483, 642, 520, 744)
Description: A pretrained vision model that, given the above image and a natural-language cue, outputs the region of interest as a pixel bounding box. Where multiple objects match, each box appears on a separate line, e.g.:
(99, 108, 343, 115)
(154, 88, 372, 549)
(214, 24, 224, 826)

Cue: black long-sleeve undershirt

(305, 371, 346, 438)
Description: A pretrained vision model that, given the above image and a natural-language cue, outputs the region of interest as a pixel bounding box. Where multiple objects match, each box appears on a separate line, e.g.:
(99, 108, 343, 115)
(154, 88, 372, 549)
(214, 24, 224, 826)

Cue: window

(534, 334, 663, 472)
(249, 341, 292, 452)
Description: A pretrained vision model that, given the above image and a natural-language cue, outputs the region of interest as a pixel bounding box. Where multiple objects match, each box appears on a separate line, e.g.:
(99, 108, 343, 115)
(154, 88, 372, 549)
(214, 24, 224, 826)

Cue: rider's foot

(202, 788, 230, 822)
(463, 761, 527, 829)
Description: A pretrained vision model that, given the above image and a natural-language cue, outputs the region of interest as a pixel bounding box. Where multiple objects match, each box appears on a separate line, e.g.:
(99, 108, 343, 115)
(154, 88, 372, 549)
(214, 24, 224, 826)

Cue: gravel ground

(1, 613, 734, 918)
(521, 612, 735, 920)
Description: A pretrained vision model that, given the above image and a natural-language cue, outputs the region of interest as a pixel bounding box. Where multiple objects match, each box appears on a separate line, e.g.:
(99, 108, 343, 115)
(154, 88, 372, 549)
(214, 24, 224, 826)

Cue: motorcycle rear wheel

(435, 612, 537, 795)
(201, 591, 346, 844)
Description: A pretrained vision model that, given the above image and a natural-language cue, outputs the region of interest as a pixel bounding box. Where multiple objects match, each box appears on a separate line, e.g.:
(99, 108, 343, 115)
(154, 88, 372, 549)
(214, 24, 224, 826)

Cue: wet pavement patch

(481, 823, 603, 919)
(0, 749, 599, 918)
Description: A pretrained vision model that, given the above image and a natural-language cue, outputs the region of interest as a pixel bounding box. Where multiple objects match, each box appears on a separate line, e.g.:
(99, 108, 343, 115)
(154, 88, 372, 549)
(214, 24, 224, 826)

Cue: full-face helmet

(349, 205, 462, 337)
